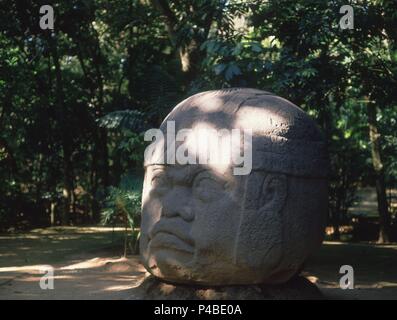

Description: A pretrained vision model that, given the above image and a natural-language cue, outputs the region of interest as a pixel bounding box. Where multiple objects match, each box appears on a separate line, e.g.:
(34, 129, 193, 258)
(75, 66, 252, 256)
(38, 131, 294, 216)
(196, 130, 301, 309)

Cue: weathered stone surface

(140, 88, 329, 285)
(136, 275, 323, 300)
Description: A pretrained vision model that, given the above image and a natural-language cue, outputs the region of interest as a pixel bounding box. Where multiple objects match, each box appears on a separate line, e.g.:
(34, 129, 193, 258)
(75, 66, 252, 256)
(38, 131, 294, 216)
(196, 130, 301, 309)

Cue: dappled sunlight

(103, 276, 145, 292)
(192, 93, 226, 113)
(306, 276, 319, 284)
(164, 120, 252, 176)
(61, 257, 130, 271)
(0, 235, 41, 240)
(184, 122, 232, 174)
(323, 241, 350, 246)
(303, 241, 397, 299)
(0, 252, 147, 299)
(234, 105, 289, 133)
(0, 265, 52, 273)
(375, 282, 397, 288)
(1, 226, 397, 299)
(323, 241, 397, 250)
(0, 253, 17, 258)
(0, 226, 128, 269)
(20, 274, 74, 282)
(103, 284, 136, 292)
(29, 226, 128, 234)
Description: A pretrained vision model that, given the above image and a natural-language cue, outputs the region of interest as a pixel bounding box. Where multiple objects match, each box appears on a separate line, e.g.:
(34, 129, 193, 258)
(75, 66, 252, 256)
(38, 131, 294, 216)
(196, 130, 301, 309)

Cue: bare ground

(0, 227, 396, 300)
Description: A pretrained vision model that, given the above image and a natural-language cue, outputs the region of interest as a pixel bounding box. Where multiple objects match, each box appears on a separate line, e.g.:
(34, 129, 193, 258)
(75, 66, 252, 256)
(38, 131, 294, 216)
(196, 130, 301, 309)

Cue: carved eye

(151, 173, 169, 195)
(192, 172, 225, 202)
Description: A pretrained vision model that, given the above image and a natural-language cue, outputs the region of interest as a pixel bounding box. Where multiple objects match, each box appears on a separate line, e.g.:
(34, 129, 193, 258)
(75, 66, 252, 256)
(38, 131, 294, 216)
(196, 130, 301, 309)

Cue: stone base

(135, 275, 323, 300)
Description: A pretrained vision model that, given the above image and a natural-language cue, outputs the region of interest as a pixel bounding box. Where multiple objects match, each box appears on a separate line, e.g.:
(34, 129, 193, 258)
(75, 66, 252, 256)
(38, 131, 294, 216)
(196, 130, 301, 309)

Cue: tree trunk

(366, 101, 391, 243)
(332, 207, 341, 241)
(99, 128, 109, 187)
(74, 32, 109, 222)
(177, 37, 203, 84)
(151, 0, 211, 85)
(49, 34, 75, 226)
(90, 136, 100, 222)
(50, 202, 56, 226)
(89, 130, 108, 224)
(87, 29, 110, 199)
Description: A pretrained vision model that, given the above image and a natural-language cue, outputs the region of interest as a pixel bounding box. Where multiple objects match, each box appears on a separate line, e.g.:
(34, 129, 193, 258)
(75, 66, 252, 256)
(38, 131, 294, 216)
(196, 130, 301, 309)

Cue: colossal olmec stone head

(140, 88, 329, 285)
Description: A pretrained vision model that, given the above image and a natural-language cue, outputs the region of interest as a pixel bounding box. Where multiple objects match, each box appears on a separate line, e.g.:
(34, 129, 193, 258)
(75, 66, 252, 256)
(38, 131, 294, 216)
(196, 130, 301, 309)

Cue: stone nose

(161, 186, 194, 222)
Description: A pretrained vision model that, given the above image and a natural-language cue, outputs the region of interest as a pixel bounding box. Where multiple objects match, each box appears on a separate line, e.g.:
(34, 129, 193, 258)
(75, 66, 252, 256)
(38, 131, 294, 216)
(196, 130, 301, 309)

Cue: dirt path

(0, 227, 148, 299)
(304, 241, 397, 300)
(0, 228, 396, 300)
(0, 256, 147, 299)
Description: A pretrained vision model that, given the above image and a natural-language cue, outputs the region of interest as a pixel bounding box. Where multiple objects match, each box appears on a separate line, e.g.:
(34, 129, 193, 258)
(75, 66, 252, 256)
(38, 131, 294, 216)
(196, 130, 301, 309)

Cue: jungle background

(0, 0, 397, 299)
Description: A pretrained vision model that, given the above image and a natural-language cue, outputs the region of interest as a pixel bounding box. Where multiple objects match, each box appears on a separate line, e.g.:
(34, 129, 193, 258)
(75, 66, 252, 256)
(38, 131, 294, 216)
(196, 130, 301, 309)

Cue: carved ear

(259, 174, 287, 213)
(233, 173, 286, 269)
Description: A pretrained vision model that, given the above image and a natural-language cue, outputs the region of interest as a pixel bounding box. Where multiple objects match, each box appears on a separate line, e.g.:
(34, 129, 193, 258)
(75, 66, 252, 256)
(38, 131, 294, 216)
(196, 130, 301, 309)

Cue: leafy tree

(0, 0, 395, 245)
(251, 0, 397, 242)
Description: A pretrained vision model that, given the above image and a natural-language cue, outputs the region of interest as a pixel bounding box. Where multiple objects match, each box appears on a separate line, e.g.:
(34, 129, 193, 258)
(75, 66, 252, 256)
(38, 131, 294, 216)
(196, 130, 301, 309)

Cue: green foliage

(98, 110, 146, 132)
(0, 0, 396, 242)
(101, 174, 142, 255)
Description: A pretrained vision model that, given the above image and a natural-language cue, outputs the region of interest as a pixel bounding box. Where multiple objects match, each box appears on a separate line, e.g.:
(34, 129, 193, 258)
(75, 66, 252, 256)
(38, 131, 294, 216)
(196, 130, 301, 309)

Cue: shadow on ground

(0, 227, 148, 300)
(0, 228, 396, 299)
(304, 241, 397, 300)
(0, 226, 128, 268)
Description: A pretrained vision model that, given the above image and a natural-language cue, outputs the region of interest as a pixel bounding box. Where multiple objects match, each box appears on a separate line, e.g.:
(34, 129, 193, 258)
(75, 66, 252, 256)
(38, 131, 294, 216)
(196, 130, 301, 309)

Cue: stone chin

(141, 230, 289, 286)
(145, 250, 194, 283)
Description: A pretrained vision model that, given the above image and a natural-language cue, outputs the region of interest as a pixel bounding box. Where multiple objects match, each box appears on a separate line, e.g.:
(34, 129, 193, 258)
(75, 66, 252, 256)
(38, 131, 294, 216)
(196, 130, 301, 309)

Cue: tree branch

(151, 0, 178, 45)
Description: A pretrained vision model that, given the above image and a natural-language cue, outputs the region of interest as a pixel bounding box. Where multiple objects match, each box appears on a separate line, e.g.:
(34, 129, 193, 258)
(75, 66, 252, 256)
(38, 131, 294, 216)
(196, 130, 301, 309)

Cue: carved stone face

(141, 164, 242, 283)
(140, 163, 294, 285)
(140, 88, 329, 285)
